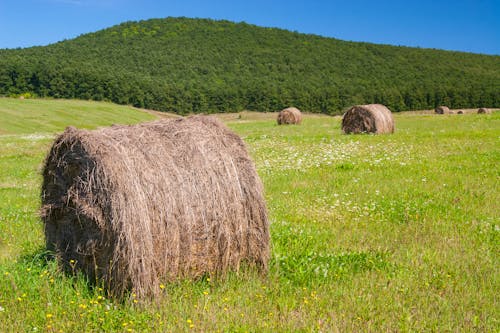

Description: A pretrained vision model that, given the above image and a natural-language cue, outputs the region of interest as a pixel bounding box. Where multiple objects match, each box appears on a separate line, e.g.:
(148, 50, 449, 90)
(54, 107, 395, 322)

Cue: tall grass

(0, 100, 498, 331)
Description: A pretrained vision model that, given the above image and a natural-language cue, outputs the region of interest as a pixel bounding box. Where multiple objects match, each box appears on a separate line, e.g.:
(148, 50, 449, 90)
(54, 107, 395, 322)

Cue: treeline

(0, 17, 499, 114)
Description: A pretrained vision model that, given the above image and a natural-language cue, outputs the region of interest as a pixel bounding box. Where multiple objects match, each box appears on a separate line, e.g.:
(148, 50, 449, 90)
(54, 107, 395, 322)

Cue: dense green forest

(0, 17, 499, 114)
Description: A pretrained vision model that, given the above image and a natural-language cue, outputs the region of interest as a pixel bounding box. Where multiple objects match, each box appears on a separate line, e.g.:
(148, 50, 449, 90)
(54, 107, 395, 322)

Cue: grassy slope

(0, 99, 498, 331)
(0, 98, 156, 135)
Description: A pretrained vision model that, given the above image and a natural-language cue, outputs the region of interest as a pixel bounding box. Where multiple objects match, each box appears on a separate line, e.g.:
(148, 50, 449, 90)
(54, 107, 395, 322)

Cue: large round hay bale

(341, 104, 394, 134)
(477, 107, 491, 114)
(41, 116, 269, 299)
(277, 107, 302, 125)
(457, 110, 464, 114)
(435, 106, 450, 114)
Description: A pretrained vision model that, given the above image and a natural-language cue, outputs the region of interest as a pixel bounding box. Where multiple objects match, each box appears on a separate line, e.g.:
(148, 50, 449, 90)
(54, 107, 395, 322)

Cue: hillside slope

(0, 17, 499, 114)
(0, 98, 156, 135)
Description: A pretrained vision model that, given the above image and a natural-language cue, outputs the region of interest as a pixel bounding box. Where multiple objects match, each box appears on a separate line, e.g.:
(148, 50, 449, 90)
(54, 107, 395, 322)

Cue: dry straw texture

(435, 106, 450, 114)
(341, 104, 395, 134)
(41, 116, 269, 299)
(277, 107, 302, 125)
(477, 107, 491, 114)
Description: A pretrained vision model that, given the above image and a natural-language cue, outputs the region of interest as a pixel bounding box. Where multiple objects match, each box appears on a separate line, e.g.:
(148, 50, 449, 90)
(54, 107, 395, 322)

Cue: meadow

(0, 98, 498, 332)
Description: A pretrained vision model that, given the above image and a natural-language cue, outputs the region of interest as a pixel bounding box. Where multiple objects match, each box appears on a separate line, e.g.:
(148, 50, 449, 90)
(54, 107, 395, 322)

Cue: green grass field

(0, 98, 156, 135)
(0, 98, 498, 332)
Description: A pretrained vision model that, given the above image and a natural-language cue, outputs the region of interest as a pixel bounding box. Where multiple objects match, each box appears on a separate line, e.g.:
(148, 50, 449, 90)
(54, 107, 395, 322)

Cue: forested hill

(1, 17, 499, 114)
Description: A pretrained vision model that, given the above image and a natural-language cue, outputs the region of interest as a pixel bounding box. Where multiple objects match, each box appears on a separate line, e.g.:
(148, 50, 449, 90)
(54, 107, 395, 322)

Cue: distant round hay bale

(457, 110, 464, 114)
(435, 106, 450, 114)
(41, 116, 269, 299)
(277, 107, 302, 125)
(477, 107, 491, 114)
(341, 104, 395, 134)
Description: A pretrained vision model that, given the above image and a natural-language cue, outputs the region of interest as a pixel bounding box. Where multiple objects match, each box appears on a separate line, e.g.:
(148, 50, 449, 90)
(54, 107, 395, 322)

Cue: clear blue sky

(0, 0, 499, 55)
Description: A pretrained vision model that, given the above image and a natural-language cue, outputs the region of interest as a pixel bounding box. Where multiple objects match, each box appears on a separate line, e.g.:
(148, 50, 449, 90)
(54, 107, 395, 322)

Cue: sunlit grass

(0, 97, 155, 134)
(0, 102, 498, 331)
